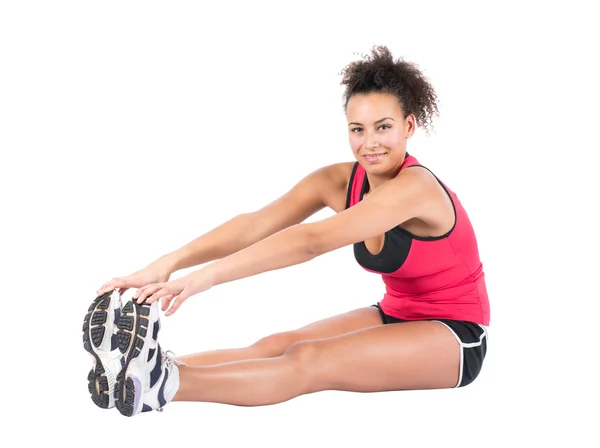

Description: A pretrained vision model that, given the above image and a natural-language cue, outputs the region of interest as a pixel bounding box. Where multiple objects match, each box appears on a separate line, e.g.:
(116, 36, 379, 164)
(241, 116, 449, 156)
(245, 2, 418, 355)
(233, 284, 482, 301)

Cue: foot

(82, 290, 124, 409)
(114, 299, 182, 416)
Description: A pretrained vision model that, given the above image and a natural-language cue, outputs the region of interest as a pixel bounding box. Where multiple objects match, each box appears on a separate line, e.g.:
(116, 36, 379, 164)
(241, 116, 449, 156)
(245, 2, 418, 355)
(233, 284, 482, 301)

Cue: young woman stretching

(84, 45, 490, 417)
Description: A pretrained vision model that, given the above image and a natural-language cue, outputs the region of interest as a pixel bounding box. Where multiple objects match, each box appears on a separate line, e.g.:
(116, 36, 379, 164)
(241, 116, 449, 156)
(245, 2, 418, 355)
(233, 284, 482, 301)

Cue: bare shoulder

(287, 161, 354, 194)
(397, 164, 447, 197)
(314, 161, 355, 187)
(251, 161, 356, 233)
(311, 162, 356, 211)
(395, 164, 456, 233)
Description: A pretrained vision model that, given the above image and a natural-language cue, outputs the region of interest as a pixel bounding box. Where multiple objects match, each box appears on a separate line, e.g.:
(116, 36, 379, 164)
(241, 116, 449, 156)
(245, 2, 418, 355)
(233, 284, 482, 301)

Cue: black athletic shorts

(372, 303, 488, 388)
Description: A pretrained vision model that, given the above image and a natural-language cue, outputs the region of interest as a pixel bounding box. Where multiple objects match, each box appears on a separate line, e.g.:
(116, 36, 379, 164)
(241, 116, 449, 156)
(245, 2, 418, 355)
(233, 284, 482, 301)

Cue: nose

(364, 132, 379, 151)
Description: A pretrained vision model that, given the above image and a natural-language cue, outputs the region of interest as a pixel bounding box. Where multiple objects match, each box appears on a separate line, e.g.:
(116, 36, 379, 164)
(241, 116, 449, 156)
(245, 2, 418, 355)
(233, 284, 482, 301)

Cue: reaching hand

(96, 257, 174, 297)
(133, 268, 214, 316)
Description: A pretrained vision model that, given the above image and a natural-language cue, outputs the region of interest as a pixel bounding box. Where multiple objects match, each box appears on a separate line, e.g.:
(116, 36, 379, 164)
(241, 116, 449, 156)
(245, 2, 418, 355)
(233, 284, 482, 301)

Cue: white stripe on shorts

(431, 321, 487, 388)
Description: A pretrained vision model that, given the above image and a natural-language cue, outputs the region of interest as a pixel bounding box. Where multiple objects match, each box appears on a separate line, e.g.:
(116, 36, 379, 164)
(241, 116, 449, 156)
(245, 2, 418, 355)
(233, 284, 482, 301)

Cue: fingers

(160, 294, 176, 312)
(134, 284, 162, 304)
(97, 278, 126, 296)
(165, 291, 189, 316)
(103, 277, 189, 316)
(134, 283, 183, 305)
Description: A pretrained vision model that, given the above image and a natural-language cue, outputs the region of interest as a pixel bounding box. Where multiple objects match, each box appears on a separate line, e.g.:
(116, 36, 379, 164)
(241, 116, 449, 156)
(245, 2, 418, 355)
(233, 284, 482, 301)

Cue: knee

(284, 341, 327, 394)
(282, 340, 321, 372)
(249, 332, 294, 357)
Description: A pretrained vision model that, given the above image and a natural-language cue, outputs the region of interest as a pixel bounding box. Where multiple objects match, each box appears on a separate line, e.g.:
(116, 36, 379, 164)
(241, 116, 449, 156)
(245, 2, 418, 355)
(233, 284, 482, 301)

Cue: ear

(405, 114, 416, 137)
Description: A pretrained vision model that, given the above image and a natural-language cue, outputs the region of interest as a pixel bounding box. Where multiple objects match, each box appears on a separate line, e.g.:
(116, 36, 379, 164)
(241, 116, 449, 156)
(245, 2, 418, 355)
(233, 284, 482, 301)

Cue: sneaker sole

(82, 291, 121, 409)
(114, 299, 159, 417)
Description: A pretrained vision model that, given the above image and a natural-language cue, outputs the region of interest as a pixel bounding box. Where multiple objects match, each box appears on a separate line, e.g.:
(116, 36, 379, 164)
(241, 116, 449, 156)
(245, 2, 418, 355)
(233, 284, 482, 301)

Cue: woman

(85, 45, 490, 417)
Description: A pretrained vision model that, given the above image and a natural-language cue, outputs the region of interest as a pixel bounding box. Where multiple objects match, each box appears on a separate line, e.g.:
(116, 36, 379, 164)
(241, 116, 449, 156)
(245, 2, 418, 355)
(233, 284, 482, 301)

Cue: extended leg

(173, 320, 460, 406)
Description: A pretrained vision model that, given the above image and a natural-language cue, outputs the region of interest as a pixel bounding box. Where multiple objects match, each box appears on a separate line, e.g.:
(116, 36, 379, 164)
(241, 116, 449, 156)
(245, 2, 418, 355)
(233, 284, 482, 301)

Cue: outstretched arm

(97, 163, 349, 297)
(137, 167, 436, 314)
(156, 163, 349, 273)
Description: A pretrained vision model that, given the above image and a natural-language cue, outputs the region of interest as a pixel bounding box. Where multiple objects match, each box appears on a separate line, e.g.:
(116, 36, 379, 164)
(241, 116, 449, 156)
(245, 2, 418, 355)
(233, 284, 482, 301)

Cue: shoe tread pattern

(114, 299, 155, 417)
(82, 291, 114, 409)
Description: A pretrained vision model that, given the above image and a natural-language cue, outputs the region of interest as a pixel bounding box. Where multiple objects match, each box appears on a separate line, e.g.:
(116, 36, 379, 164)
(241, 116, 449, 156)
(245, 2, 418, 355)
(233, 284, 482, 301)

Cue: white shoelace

(163, 349, 186, 367)
(156, 350, 185, 413)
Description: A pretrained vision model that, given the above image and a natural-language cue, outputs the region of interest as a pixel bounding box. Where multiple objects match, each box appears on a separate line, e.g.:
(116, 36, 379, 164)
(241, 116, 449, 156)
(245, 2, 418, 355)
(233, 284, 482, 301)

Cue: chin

(358, 154, 386, 166)
(357, 155, 404, 178)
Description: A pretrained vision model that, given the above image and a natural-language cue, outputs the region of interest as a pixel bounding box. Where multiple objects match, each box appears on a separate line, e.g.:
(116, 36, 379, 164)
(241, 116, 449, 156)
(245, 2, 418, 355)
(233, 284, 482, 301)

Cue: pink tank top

(346, 153, 490, 325)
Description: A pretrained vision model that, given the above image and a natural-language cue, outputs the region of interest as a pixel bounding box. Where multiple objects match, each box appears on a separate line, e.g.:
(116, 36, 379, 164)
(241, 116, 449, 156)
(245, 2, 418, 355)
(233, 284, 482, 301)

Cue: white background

(1, 0, 598, 446)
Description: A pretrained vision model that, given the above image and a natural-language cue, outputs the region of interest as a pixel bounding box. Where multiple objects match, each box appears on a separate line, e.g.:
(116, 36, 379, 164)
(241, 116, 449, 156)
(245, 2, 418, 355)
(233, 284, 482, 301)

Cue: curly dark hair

(340, 45, 439, 135)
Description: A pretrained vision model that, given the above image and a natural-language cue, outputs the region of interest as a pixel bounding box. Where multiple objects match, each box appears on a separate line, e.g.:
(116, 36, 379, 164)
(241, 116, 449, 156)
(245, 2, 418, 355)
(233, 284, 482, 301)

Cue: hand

(96, 257, 175, 297)
(133, 268, 214, 316)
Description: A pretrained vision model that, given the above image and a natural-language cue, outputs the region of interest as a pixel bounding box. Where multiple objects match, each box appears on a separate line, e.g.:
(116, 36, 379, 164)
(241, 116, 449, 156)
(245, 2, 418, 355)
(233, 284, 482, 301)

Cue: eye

(378, 124, 391, 130)
(350, 127, 363, 133)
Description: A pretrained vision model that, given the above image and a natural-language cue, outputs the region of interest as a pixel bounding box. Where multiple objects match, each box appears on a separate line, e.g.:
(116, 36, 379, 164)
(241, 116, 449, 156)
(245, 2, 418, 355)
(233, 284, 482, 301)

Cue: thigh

(286, 320, 461, 392)
(254, 306, 383, 355)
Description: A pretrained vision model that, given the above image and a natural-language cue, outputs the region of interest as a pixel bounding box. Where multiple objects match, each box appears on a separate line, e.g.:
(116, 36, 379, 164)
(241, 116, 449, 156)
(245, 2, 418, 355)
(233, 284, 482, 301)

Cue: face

(346, 92, 415, 177)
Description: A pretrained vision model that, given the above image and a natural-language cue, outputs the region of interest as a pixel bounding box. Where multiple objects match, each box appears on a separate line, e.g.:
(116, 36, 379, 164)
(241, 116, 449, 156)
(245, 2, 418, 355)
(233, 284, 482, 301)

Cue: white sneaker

(82, 290, 124, 409)
(114, 299, 182, 416)
(137, 348, 184, 414)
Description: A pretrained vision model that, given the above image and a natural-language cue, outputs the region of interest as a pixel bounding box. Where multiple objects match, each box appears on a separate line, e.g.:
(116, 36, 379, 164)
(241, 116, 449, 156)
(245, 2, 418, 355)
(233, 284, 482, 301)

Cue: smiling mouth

(363, 153, 386, 161)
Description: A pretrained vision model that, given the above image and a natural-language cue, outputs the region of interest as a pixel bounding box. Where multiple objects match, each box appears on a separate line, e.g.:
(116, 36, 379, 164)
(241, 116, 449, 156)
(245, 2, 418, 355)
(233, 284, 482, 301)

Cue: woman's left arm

(137, 167, 435, 314)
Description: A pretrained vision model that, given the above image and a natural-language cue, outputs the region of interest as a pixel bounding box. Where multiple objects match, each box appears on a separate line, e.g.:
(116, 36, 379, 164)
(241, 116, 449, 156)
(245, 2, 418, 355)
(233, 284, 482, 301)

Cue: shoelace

(156, 350, 185, 413)
(163, 349, 186, 368)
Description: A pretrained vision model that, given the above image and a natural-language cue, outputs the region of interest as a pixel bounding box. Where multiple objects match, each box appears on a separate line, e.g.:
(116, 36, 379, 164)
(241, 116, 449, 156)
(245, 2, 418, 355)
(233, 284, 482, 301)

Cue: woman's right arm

(163, 162, 351, 272)
(97, 162, 351, 295)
